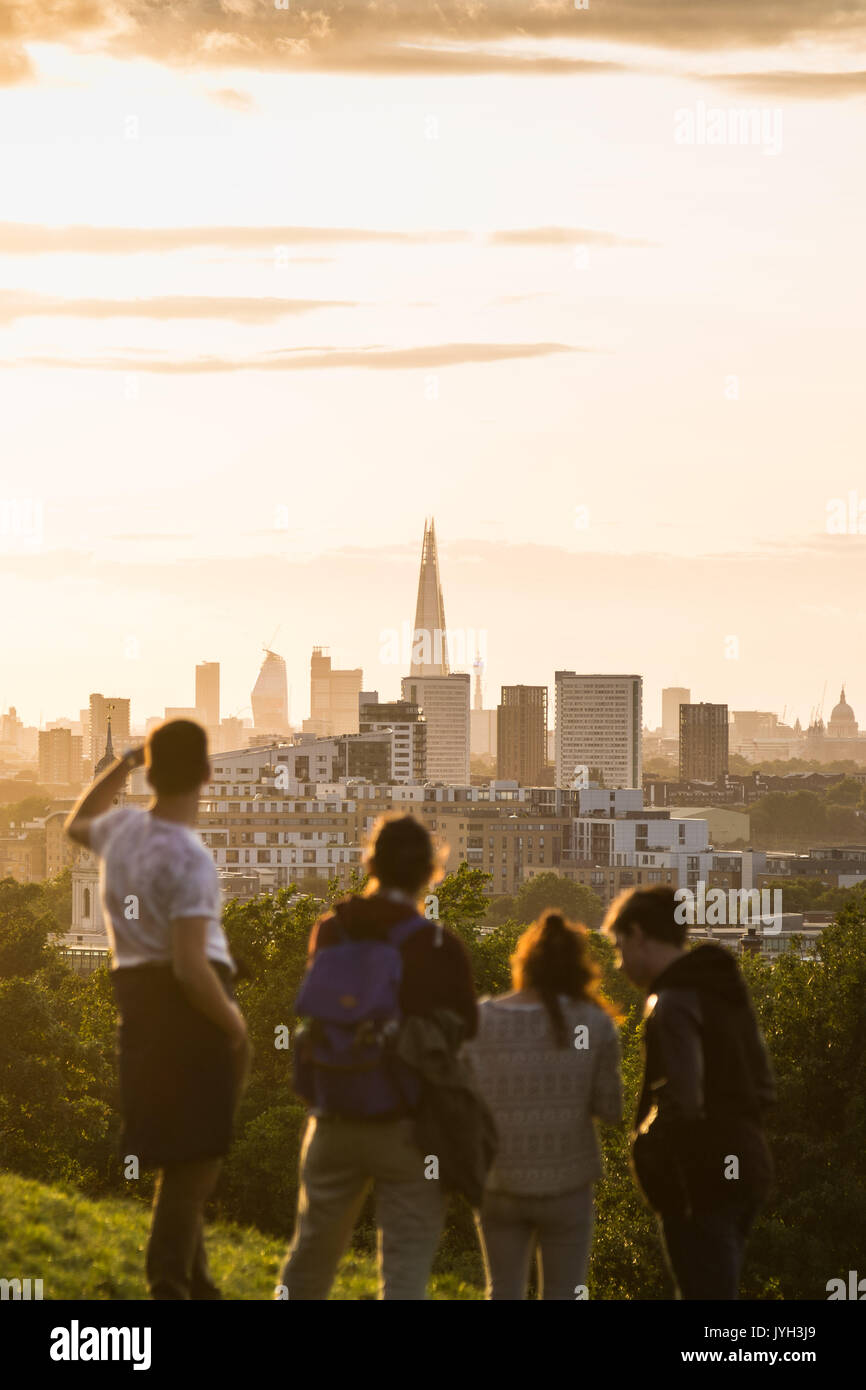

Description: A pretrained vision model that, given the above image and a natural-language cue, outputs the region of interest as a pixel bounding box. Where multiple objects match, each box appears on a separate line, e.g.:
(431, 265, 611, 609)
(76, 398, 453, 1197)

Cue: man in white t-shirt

(66, 719, 249, 1300)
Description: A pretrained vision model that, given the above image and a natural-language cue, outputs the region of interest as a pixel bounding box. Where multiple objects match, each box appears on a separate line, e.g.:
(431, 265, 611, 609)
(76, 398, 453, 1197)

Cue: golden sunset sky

(1, 3, 865, 730)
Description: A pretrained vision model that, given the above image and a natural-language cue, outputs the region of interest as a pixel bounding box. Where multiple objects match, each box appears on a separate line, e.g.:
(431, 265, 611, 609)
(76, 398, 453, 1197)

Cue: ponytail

(511, 907, 620, 1047)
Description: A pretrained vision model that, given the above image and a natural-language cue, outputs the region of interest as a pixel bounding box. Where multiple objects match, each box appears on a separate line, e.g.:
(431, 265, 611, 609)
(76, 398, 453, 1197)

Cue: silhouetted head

(364, 813, 443, 896)
(602, 886, 686, 990)
(146, 719, 210, 797)
(512, 909, 617, 1045)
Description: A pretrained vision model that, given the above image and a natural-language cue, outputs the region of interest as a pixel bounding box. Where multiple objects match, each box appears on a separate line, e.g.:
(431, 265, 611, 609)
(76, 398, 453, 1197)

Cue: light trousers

(476, 1185, 595, 1300)
(279, 1115, 445, 1301)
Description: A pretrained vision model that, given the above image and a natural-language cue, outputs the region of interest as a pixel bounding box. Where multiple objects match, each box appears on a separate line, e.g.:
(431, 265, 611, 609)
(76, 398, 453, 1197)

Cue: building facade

(402, 673, 470, 785)
(679, 703, 729, 781)
(497, 685, 547, 785)
(555, 673, 642, 789)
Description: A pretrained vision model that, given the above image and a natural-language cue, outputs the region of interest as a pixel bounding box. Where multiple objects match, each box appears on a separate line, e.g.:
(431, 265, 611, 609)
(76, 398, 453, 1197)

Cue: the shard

(410, 517, 450, 677)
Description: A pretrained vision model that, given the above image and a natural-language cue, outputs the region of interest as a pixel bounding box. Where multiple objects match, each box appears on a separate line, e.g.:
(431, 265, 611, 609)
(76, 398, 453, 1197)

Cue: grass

(0, 1170, 482, 1300)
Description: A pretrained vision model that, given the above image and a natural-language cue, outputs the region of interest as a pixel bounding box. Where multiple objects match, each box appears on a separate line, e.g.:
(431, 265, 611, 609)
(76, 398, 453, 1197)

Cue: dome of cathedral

(829, 688, 856, 725)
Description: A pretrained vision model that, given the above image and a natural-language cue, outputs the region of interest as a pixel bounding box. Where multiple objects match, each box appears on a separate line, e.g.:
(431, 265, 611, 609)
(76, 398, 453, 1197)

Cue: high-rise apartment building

(497, 685, 548, 784)
(195, 662, 220, 729)
(38, 728, 84, 788)
(402, 674, 470, 785)
(304, 648, 363, 737)
(554, 673, 642, 789)
(359, 696, 427, 784)
(662, 686, 691, 739)
(679, 703, 729, 781)
(88, 694, 131, 768)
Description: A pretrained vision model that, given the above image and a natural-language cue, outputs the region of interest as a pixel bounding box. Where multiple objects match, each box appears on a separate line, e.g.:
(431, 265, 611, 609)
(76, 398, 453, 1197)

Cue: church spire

(94, 716, 115, 776)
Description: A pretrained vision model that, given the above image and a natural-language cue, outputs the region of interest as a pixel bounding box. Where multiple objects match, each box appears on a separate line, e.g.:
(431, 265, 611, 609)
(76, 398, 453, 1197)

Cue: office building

(410, 517, 449, 677)
(195, 662, 220, 729)
(304, 647, 363, 737)
(251, 649, 290, 735)
(662, 686, 691, 739)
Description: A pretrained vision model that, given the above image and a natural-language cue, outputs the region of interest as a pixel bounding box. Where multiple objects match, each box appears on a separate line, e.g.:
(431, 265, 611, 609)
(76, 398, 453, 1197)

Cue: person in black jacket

(603, 885, 775, 1300)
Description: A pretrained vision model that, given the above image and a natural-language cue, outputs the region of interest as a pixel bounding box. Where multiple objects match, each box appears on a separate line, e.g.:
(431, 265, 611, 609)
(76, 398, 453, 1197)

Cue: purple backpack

(292, 914, 428, 1118)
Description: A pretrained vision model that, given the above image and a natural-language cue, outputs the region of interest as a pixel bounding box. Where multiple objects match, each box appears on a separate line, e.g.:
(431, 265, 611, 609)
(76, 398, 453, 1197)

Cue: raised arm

(64, 746, 145, 847)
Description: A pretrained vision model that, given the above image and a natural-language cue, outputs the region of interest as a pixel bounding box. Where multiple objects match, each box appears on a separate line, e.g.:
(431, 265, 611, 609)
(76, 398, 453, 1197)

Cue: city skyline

(2, 514, 863, 737)
(2, 8, 865, 729)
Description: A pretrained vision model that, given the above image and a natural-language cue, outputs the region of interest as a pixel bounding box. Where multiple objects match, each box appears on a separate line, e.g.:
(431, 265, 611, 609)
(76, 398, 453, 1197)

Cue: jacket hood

(653, 942, 749, 1005)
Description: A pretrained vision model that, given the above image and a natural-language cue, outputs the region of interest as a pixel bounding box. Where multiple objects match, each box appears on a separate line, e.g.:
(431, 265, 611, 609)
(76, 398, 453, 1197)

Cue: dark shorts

(111, 962, 236, 1167)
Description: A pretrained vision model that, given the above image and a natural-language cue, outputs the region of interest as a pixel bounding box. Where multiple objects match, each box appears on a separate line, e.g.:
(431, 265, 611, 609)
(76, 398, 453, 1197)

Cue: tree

(514, 872, 604, 929)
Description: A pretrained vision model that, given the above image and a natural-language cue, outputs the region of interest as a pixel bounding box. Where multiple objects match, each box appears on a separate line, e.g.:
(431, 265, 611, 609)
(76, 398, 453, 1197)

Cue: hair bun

(543, 912, 566, 933)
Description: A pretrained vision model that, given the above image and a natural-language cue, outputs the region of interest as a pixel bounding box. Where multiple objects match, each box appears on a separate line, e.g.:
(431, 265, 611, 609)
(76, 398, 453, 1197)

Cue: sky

(1, 3, 865, 732)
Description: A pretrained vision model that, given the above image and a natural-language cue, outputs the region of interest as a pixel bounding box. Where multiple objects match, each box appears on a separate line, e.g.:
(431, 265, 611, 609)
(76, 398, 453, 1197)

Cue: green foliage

(0, 878, 55, 978)
(483, 872, 605, 932)
(515, 872, 605, 929)
(0, 793, 52, 831)
(1, 865, 865, 1298)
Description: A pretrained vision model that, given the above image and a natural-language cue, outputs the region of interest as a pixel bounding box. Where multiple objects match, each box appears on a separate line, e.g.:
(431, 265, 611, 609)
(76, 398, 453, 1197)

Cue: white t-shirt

(89, 806, 234, 972)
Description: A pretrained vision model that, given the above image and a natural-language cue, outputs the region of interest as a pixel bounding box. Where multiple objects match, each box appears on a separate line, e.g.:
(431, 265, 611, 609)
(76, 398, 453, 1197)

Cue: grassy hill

(0, 1171, 483, 1300)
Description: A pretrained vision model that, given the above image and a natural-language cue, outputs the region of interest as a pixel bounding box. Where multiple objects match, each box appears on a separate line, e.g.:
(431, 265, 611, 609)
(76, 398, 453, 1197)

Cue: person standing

(463, 910, 622, 1300)
(602, 885, 775, 1300)
(279, 813, 477, 1301)
(65, 719, 248, 1300)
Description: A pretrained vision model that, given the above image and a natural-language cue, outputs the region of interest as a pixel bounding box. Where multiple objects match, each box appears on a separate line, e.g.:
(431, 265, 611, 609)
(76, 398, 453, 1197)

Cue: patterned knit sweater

(462, 996, 623, 1196)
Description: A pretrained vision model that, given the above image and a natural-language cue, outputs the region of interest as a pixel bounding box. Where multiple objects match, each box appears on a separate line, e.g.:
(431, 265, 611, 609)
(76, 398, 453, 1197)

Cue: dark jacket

(309, 894, 478, 1040)
(632, 943, 775, 1216)
(396, 1010, 498, 1208)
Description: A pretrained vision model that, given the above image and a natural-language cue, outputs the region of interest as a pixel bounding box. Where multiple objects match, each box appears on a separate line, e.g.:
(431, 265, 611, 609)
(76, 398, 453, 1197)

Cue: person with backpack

(462, 910, 622, 1299)
(278, 814, 477, 1301)
(602, 885, 775, 1300)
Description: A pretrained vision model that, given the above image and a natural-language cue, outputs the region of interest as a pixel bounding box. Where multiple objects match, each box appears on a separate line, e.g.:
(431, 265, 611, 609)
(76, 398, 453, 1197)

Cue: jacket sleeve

(631, 988, 706, 1215)
(652, 988, 705, 1124)
(590, 1017, 624, 1126)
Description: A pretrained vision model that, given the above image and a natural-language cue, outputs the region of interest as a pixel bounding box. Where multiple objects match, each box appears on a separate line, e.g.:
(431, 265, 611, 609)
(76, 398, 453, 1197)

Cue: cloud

(702, 69, 866, 99)
(209, 86, 256, 110)
(0, 290, 359, 323)
(3, 1, 865, 84)
(489, 227, 655, 248)
(3, 342, 581, 373)
(0, 221, 651, 257)
(0, 223, 469, 255)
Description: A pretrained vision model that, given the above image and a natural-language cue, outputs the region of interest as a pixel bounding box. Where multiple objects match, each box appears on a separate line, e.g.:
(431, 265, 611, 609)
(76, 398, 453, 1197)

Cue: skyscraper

(679, 703, 729, 781)
(304, 647, 363, 736)
(410, 517, 449, 677)
(195, 661, 220, 729)
(251, 650, 289, 734)
(554, 673, 642, 789)
(662, 686, 691, 739)
(497, 685, 547, 785)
